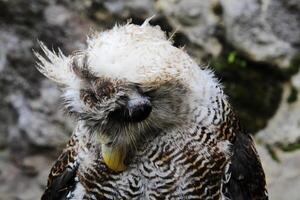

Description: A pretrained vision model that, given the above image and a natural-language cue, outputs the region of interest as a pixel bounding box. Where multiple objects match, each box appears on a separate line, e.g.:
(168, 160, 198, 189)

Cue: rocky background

(0, 0, 299, 199)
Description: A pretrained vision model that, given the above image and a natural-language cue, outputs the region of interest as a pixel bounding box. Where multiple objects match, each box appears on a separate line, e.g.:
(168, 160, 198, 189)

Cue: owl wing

(41, 136, 79, 200)
(224, 131, 268, 200)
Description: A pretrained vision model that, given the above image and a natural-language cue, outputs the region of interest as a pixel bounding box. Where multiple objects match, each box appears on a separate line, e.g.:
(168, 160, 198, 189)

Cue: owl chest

(77, 139, 228, 200)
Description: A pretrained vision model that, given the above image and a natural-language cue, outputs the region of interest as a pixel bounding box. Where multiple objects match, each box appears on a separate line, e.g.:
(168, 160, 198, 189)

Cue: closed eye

(137, 86, 157, 98)
(142, 89, 156, 97)
(127, 83, 156, 97)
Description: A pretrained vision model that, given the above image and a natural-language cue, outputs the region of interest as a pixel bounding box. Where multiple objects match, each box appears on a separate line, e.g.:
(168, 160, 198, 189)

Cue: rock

(103, 0, 155, 19)
(256, 67, 300, 200)
(220, 0, 300, 68)
(0, 0, 93, 151)
(257, 81, 300, 146)
(156, 0, 222, 60)
(0, 1, 90, 197)
(38, 167, 52, 188)
(21, 155, 53, 177)
(8, 84, 71, 148)
(0, 30, 23, 151)
(44, 4, 72, 26)
(0, 31, 19, 72)
(257, 144, 300, 200)
(0, 150, 49, 200)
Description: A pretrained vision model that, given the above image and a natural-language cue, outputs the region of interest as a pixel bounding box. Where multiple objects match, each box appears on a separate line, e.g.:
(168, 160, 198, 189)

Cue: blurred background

(0, 0, 300, 199)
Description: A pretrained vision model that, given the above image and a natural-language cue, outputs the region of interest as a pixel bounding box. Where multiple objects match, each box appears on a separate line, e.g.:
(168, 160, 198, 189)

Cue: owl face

(35, 21, 217, 171)
(70, 57, 153, 125)
(66, 54, 189, 144)
(60, 52, 190, 172)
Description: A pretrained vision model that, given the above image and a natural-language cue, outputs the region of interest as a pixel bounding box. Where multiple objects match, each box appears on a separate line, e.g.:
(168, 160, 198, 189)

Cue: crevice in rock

(209, 45, 284, 133)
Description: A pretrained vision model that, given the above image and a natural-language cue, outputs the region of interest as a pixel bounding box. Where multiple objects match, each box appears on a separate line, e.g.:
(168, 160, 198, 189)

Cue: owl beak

(100, 138, 127, 172)
(101, 144, 127, 172)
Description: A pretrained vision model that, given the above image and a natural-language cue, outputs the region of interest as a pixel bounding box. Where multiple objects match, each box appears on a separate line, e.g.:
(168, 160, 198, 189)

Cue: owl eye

(80, 90, 97, 106)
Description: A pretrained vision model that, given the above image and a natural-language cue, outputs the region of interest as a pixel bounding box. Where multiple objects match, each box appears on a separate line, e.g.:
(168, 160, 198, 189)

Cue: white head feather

(34, 20, 220, 109)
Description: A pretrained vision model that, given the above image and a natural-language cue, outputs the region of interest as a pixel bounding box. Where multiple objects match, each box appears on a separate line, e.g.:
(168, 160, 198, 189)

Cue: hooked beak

(98, 135, 127, 172)
(101, 143, 127, 172)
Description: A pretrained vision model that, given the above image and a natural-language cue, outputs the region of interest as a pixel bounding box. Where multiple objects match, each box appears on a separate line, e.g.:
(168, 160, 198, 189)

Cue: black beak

(110, 96, 152, 123)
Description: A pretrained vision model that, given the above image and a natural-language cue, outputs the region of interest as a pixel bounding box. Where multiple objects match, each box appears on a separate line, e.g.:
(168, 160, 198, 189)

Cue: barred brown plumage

(36, 19, 268, 200)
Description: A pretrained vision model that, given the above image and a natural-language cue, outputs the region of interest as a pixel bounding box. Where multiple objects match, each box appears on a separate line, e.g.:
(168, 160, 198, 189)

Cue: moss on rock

(287, 86, 298, 103)
(210, 51, 284, 133)
(278, 142, 300, 152)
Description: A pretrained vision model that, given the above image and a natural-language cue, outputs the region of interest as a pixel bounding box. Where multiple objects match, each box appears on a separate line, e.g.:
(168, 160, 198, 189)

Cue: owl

(35, 20, 268, 200)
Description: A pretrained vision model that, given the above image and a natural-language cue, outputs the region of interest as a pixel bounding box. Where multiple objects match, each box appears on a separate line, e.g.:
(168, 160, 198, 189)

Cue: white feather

(34, 42, 79, 86)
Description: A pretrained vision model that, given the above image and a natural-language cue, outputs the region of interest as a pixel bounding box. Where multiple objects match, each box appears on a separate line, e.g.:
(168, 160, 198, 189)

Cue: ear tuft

(34, 42, 76, 86)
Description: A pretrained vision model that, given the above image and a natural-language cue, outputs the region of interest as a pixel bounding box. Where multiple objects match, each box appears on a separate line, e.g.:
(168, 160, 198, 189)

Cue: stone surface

(0, 1, 91, 199)
(0, 150, 53, 200)
(103, 0, 155, 18)
(256, 69, 300, 200)
(156, 0, 222, 61)
(220, 0, 300, 68)
(8, 81, 71, 148)
(257, 144, 300, 200)
(257, 73, 300, 146)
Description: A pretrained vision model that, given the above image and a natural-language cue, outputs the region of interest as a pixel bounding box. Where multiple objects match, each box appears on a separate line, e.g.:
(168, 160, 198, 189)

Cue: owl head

(34, 20, 219, 171)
